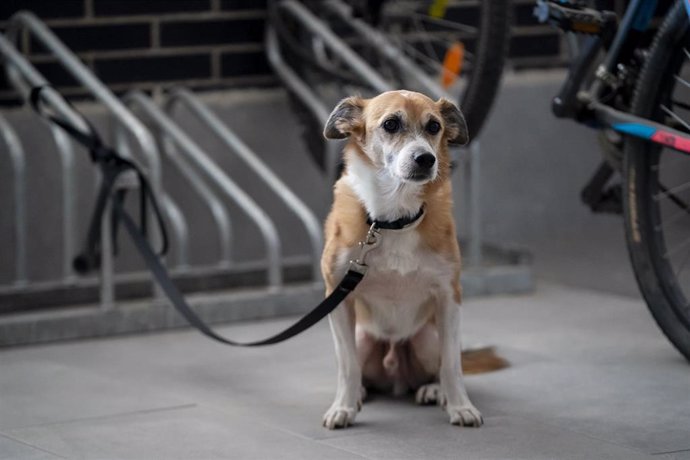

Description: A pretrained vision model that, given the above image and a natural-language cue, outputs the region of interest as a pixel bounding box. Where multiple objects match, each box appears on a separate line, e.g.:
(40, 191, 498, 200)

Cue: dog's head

(324, 90, 468, 184)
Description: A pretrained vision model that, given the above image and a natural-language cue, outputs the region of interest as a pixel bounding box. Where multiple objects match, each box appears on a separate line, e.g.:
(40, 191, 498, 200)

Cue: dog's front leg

(438, 296, 483, 427)
(323, 298, 361, 429)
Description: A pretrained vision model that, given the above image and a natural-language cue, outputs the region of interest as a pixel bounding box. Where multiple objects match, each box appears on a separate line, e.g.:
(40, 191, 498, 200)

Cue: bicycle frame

(552, 0, 690, 155)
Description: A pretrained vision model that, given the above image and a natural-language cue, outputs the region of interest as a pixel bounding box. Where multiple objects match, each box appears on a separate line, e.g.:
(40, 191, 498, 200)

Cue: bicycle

(528, 0, 690, 361)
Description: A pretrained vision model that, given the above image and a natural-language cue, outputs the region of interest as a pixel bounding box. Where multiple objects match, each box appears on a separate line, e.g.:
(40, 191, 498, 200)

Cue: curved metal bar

(1, 14, 168, 300)
(112, 125, 191, 271)
(265, 27, 342, 180)
(165, 88, 321, 280)
(265, 28, 330, 124)
(277, 0, 392, 94)
(48, 125, 77, 282)
(159, 133, 233, 268)
(4, 12, 161, 187)
(123, 91, 283, 288)
(322, 0, 451, 100)
(0, 34, 89, 135)
(0, 114, 28, 286)
(160, 194, 190, 270)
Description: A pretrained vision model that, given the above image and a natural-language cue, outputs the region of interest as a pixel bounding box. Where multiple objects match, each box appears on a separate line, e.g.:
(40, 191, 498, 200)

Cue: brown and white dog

(320, 90, 483, 429)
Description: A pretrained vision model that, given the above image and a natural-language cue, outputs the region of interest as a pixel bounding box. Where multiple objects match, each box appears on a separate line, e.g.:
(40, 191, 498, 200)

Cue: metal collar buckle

(349, 223, 381, 275)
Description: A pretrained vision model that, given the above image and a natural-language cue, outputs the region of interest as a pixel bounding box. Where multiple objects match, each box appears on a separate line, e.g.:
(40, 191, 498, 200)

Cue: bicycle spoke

(673, 74, 690, 92)
(654, 181, 690, 205)
(663, 233, 690, 259)
(674, 244, 690, 278)
(399, 40, 456, 74)
(413, 13, 478, 34)
(660, 104, 690, 133)
(411, 12, 442, 65)
(671, 99, 690, 112)
(655, 204, 690, 232)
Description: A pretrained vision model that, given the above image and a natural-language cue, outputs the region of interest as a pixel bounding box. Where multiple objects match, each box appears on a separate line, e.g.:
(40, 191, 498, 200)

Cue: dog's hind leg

(323, 298, 362, 429)
(409, 322, 443, 405)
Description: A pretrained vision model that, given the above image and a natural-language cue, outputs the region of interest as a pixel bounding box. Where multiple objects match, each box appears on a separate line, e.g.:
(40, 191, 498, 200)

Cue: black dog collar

(367, 206, 425, 230)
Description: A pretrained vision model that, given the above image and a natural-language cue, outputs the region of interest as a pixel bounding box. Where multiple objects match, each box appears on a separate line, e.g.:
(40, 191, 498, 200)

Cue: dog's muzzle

(408, 151, 436, 181)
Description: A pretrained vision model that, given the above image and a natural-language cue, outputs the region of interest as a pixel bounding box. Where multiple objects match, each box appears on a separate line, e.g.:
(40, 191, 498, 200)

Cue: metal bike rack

(121, 91, 284, 289)
(164, 88, 323, 280)
(0, 114, 27, 287)
(0, 41, 80, 286)
(270, 0, 484, 265)
(0, 11, 190, 307)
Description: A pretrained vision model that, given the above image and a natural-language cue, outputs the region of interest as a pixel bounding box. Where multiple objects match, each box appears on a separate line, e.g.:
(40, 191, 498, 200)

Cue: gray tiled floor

(1, 283, 689, 459)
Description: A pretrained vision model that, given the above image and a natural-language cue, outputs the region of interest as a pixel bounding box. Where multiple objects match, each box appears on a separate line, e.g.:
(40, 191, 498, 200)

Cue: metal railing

(0, 113, 27, 287)
(0, 11, 182, 306)
(164, 88, 323, 280)
(0, 11, 327, 312)
(121, 91, 284, 289)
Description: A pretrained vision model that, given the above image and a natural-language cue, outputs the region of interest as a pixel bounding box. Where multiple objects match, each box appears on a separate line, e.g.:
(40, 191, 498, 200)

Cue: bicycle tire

(461, 0, 512, 139)
(623, 1, 690, 361)
(269, 0, 511, 172)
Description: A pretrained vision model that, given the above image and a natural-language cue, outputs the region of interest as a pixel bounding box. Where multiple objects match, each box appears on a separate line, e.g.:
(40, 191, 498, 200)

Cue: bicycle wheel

(623, 1, 690, 361)
(364, 0, 512, 139)
(269, 0, 511, 171)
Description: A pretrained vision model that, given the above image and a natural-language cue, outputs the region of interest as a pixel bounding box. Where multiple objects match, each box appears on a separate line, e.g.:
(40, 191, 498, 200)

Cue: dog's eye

(426, 120, 441, 135)
(383, 119, 400, 133)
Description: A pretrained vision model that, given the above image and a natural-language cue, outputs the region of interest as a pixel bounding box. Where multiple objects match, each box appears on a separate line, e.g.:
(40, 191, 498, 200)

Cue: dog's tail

(461, 346, 509, 375)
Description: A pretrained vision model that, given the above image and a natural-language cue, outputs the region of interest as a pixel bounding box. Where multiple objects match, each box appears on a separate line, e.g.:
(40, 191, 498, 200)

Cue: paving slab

(322, 414, 651, 460)
(4, 406, 365, 460)
(1, 282, 688, 459)
(0, 361, 189, 431)
(0, 435, 60, 460)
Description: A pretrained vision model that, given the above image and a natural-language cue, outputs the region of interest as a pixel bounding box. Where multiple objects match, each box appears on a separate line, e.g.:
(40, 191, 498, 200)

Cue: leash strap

(29, 85, 367, 346)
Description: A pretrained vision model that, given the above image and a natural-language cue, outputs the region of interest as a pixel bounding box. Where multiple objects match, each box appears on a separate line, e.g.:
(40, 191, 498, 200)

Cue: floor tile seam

(488, 412, 653, 457)
(4, 403, 198, 431)
(193, 401, 373, 458)
(651, 448, 690, 455)
(0, 431, 67, 459)
(314, 437, 377, 459)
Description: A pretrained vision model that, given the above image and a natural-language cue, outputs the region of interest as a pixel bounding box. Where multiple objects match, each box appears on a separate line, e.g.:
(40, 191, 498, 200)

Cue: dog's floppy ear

(437, 98, 469, 145)
(324, 96, 365, 140)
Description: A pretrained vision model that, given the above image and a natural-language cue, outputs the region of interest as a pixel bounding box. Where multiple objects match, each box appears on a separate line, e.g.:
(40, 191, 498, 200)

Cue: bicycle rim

(624, 2, 690, 361)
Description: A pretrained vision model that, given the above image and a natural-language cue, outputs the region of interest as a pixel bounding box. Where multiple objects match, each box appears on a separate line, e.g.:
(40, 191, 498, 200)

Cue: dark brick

(34, 60, 82, 87)
(93, 53, 211, 84)
(160, 18, 264, 47)
(220, 0, 267, 10)
(444, 5, 480, 29)
(0, 0, 83, 20)
(93, 0, 210, 16)
(509, 33, 560, 58)
(31, 23, 150, 54)
(220, 49, 271, 77)
(514, 3, 541, 26)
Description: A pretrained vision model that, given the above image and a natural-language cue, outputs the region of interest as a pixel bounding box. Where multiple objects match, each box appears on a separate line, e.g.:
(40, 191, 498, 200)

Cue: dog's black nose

(414, 152, 436, 169)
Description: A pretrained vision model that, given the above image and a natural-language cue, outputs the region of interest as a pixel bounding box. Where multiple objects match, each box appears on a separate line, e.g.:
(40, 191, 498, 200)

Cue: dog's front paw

(415, 383, 445, 406)
(446, 403, 483, 427)
(322, 404, 358, 429)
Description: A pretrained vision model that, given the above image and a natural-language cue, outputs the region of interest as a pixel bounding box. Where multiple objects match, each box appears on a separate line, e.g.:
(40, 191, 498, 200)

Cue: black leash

(29, 85, 375, 347)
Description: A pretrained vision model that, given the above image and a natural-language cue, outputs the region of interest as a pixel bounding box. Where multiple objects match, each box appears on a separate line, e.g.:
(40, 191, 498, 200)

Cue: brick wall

(0, 0, 272, 105)
(0, 0, 565, 106)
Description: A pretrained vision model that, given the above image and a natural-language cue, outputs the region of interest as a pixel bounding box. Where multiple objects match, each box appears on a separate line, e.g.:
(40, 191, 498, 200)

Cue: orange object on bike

(441, 41, 464, 88)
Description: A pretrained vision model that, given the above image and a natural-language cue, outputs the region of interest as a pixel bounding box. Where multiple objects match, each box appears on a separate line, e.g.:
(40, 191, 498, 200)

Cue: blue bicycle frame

(543, 0, 690, 155)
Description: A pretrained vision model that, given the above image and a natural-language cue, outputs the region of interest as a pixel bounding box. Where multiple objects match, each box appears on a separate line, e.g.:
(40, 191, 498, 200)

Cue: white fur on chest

(336, 230, 453, 341)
